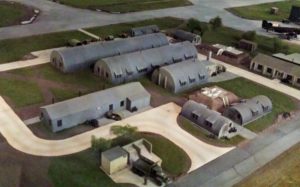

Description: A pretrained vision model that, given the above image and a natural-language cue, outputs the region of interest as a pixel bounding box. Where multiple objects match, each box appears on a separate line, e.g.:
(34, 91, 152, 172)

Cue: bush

(187, 18, 209, 36)
(209, 16, 222, 30)
(91, 136, 112, 153)
(111, 124, 138, 137)
(242, 31, 257, 41)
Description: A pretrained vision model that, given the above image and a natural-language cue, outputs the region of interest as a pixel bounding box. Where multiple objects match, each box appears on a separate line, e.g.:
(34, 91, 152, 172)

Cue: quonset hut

(151, 60, 209, 93)
(170, 29, 202, 45)
(40, 82, 151, 132)
(130, 25, 160, 37)
(50, 33, 169, 73)
(223, 95, 272, 125)
(94, 41, 198, 84)
(181, 100, 236, 138)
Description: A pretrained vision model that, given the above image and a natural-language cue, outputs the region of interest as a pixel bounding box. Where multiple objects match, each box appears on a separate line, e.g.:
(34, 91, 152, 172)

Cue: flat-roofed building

(250, 53, 300, 88)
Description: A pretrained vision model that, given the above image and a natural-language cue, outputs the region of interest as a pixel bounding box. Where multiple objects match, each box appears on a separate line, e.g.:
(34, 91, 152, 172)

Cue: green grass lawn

(0, 1, 32, 27)
(50, 88, 79, 102)
(48, 133, 190, 186)
(212, 77, 297, 132)
(59, 0, 192, 13)
(235, 143, 300, 187)
(0, 17, 184, 64)
(178, 116, 245, 147)
(0, 77, 43, 107)
(226, 0, 300, 21)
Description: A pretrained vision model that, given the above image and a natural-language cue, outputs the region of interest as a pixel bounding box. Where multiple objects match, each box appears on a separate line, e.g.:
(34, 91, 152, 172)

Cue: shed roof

(273, 53, 300, 65)
(253, 53, 300, 77)
(102, 146, 128, 161)
(131, 25, 160, 36)
(171, 29, 200, 42)
(51, 33, 168, 71)
(41, 82, 150, 120)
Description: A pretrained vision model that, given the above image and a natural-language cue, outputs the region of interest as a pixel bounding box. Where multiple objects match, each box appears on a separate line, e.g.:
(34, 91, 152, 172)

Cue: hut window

(57, 120, 62, 127)
(106, 72, 109, 78)
(205, 121, 213, 128)
(185, 54, 194, 60)
(173, 57, 182, 63)
(266, 67, 273, 74)
(297, 78, 300, 84)
(191, 113, 198, 120)
(109, 104, 113, 111)
(257, 64, 263, 71)
(199, 74, 206, 80)
(126, 69, 133, 75)
(262, 106, 269, 112)
(179, 80, 187, 86)
(120, 100, 125, 107)
(114, 73, 122, 79)
(189, 76, 196, 83)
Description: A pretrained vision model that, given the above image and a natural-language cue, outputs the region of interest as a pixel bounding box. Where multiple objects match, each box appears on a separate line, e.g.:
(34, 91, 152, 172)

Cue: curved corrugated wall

(50, 33, 169, 72)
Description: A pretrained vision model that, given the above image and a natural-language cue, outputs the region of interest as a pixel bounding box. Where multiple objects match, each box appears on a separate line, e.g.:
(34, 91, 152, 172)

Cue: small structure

(151, 60, 209, 93)
(40, 82, 151, 132)
(181, 100, 236, 138)
(50, 33, 169, 73)
(197, 43, 250, 65)
(189, 86, 239, 112)
(223, 95, 273, 125)
(101, 146, 129, 175)
(94, 41, 198, 84)
(123, 139, 161, 165)
(170, 29, 202, 45)
(130, 25, 160, 37)
(250, 53, 300, 88)
(289, 6, 300, 23)
(270, 7, 279, 15)
(238, 39, 257, 52)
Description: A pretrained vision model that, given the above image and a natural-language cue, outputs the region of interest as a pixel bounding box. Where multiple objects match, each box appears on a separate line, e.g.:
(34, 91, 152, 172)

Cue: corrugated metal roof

(41, 82, 150, 120)
(131, 25, 160, 36)
(171, 29, 200, 42)
(159, 60, 209, 90)
(51, 33, 169, 72)
(95, 41, 197, 80)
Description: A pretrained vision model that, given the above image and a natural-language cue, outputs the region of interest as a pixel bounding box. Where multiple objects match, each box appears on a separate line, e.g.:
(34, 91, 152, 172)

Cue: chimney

(207, 51, 212, 61)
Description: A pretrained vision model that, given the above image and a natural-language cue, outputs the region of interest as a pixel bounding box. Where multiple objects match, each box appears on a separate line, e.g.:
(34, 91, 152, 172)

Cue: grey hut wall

(94, 41, 198, 84)
(130, 25, 160, 37)
(171, 29, 202, 44)
(50, 33, 169, 73)
(181, 100, 234, 138)
(40, 82, 150, 132)
(151, 60, 209, 93)
(223, 95, 272, 125)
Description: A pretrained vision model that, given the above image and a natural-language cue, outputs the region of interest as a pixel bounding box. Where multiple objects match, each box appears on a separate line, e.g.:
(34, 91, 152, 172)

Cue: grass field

(48, 133, 190, 186)
(0, 1, 33, 27)
(0, 77, 43, 107)
(59, 0, 192, 13)
(212, 77, 297, 132)
(0, 17, 184, 63)
(178, 116, 245, 147)
(226, 0, 300, 21)
(235, 143, 300, 187)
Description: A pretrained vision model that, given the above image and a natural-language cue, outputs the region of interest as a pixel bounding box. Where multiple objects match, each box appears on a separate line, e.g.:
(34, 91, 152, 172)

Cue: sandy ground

(0, 96, 233, 172)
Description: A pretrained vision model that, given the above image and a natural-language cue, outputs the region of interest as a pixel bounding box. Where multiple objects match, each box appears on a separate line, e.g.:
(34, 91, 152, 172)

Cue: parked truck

(262, 20, 299, 40)
(131, 156, 170, 186)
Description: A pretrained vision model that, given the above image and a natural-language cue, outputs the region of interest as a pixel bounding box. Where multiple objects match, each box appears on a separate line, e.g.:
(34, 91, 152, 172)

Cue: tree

(111, 124, 138, 137)
(91, 135, 112, 152)
(273, 38, 289, 53)
(187, 18, 209, 36)
(209, 16, 222, 30)
(241, 31, 257, 41)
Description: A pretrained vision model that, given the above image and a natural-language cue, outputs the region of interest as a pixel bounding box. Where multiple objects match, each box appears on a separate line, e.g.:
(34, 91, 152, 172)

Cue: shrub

(209, 16, 222, 30)
(242, 31, 257, 41)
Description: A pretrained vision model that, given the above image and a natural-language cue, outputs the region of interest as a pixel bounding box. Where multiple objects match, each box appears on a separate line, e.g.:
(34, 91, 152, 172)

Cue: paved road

(0, 0, 283, 40)
(170, 116, 300, 187)
(0, 98, 232, 172)
(198, 54, 300, 100)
